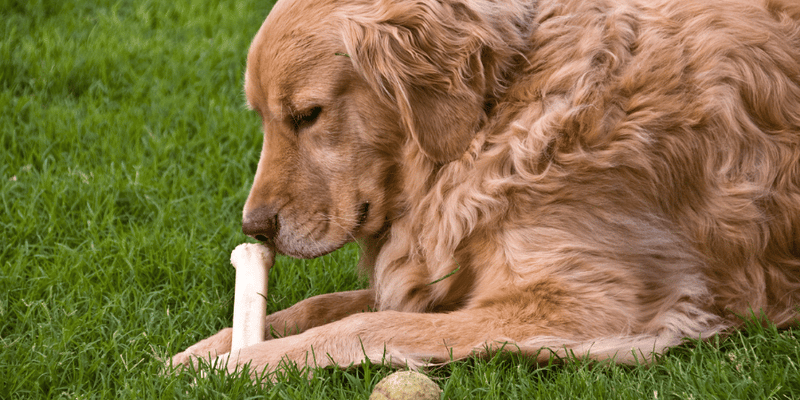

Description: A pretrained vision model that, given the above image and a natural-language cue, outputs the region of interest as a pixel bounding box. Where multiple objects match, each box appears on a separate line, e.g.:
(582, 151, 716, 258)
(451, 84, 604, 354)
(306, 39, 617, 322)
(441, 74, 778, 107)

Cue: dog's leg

(169, 289, 374, 368)
(218, 301, 701, 377)
(215, 307, 574, 375)
(264, 289, 376, 338)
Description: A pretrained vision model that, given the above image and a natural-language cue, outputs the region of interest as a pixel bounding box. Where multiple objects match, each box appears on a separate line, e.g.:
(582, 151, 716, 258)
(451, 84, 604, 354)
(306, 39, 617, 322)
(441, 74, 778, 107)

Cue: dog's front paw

(211, 346, 290, 381)
(168, 327, 234, 371)
(169, 349, 202, 370)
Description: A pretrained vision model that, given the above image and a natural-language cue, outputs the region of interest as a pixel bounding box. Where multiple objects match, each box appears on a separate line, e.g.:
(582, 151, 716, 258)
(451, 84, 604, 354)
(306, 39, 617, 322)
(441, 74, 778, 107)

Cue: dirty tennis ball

(369, 370, 442, 400)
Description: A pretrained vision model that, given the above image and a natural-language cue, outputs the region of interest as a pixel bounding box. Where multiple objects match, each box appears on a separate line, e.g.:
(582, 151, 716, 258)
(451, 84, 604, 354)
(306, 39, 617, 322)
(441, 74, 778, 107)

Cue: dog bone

(230, 243, 274, 351)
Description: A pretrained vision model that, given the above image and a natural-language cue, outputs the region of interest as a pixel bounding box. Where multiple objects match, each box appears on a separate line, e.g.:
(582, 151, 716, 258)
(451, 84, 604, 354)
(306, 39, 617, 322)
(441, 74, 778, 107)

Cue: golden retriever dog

(171, 0, 800, 375)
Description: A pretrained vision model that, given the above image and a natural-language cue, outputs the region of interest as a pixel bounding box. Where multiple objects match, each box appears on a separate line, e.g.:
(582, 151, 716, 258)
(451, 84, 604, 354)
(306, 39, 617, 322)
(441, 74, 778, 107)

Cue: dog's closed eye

(291, 106, 322, 132)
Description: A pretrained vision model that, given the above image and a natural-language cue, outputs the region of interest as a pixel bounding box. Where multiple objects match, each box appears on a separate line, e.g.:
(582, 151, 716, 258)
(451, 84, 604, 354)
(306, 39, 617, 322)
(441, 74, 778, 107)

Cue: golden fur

(171, 0, 800, 375)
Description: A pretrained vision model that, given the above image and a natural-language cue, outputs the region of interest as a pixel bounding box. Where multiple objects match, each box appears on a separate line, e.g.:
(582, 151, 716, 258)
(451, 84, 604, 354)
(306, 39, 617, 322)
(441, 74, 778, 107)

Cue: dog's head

(241, 0, 531, 258)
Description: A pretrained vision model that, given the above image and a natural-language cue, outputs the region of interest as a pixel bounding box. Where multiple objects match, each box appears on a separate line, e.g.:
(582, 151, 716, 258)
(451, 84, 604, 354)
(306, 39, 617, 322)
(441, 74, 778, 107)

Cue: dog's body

(172, 0, 800, 373)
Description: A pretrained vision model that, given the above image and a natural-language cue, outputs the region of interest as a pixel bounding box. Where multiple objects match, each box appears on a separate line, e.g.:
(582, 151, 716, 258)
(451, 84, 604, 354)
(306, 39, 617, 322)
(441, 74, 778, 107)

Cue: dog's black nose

(242, 206, 279, 246)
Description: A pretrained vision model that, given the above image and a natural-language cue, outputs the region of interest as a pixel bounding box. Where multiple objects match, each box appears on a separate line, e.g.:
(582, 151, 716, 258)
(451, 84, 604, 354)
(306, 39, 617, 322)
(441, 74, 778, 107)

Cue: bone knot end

(230, 243, 274, 351)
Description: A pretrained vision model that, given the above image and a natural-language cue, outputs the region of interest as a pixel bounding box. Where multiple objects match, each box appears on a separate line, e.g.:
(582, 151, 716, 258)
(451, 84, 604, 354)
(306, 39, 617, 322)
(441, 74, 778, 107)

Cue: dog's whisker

(315, 213, 366, 253)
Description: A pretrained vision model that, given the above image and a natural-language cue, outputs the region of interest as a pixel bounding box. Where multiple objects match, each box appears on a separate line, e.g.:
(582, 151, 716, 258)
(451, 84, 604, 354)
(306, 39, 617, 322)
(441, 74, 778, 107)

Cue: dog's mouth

(252, 202, 371, 259)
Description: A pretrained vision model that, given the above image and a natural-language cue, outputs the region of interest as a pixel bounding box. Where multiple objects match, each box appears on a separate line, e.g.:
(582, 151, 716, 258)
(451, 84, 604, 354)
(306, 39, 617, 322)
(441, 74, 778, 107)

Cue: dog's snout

(242, 206, 279, 245)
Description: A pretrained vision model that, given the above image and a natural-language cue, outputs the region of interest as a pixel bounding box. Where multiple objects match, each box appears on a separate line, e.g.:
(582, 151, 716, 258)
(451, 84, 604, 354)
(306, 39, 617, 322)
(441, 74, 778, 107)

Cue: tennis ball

(369, 370, 442, 400)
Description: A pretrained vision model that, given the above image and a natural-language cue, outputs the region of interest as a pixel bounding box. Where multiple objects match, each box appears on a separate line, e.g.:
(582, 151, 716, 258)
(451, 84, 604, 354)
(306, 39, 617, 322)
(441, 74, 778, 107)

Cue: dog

(171, 0, 800, 375)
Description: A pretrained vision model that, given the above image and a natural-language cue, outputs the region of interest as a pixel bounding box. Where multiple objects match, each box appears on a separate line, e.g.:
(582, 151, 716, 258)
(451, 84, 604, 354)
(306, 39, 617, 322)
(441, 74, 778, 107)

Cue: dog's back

(503, 0, 800, 326)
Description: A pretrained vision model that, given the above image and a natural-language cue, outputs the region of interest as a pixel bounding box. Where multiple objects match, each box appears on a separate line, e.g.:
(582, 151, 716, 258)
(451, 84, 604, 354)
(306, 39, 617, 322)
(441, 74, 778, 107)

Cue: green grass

(1, 0, 798, 398)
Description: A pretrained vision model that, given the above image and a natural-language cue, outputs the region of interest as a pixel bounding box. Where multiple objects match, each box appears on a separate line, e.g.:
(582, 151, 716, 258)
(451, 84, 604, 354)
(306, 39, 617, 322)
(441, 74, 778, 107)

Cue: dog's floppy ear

(340, 0, 528, 163)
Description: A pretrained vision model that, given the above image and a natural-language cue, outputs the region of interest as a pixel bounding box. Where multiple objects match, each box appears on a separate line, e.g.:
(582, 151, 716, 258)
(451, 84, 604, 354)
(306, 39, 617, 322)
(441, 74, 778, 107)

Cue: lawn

(1, 0, 798, 398)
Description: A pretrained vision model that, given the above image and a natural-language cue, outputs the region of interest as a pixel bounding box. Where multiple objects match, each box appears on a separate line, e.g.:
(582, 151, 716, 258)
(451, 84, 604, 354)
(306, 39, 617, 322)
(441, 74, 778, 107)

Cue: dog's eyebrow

(273, 97, 293, 120)
(281, 92, 322, 117)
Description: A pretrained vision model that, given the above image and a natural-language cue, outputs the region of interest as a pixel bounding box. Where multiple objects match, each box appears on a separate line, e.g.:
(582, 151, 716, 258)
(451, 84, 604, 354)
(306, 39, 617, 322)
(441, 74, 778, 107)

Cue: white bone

(229, 243, 274, 351)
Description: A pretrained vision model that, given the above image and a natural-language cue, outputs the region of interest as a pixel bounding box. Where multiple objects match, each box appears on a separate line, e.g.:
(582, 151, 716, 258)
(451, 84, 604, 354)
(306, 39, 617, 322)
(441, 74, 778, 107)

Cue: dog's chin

(275, 237, 346, 259)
